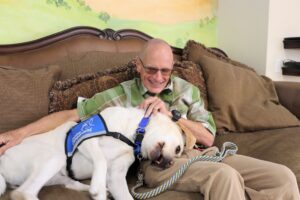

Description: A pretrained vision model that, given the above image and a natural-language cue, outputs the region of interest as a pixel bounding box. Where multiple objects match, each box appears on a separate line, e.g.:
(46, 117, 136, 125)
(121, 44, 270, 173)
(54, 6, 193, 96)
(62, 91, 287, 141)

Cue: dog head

(141, 113, 184, 168)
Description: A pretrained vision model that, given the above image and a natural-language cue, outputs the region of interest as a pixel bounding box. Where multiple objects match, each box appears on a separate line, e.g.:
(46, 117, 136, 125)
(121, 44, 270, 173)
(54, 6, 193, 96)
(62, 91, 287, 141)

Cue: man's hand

(139, 96, 172, 117)
(0, 130, 25, 155)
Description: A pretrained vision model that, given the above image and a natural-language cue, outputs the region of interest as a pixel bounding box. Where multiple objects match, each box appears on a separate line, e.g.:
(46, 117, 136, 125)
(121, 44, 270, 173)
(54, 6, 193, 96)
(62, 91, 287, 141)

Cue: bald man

(0, 39, 299, 200)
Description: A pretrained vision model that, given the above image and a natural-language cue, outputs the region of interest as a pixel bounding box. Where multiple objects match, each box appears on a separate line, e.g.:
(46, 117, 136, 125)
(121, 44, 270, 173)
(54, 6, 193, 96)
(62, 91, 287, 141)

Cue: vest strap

(106, 132, 135, 147)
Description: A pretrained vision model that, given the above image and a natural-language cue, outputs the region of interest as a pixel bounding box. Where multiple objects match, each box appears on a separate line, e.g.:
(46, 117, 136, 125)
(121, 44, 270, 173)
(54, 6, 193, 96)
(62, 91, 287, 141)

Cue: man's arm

(176, 118, 214, 147)
(0, 109, 79, 155)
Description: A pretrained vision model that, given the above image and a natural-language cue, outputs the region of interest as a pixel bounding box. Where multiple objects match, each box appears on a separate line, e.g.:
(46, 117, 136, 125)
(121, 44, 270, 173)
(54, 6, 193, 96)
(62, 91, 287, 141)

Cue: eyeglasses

(138, 57, 172, 76)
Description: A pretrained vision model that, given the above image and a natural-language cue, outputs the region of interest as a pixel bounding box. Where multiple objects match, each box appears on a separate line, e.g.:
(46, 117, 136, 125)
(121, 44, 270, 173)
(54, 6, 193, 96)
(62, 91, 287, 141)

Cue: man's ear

(133, 56, 142, 73)
(176, 122, 196, 150)
(132, 56, 138, 64)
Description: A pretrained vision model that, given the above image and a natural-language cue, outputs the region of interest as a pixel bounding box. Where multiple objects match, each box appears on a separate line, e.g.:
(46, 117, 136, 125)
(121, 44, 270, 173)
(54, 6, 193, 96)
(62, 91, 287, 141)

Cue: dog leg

(49, 174, 90, 191)
(65, 180, 90, 191)
(11, 154, 65, 200)
(107, 153, 134, 200)
(64, 179, 90, 191)
(78, 138, 107, 200)
(10, 190, 38, 200)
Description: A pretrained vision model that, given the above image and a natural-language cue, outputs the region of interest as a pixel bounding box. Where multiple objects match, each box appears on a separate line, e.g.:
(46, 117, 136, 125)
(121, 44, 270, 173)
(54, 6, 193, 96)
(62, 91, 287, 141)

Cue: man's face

(137, 53, 173, 94)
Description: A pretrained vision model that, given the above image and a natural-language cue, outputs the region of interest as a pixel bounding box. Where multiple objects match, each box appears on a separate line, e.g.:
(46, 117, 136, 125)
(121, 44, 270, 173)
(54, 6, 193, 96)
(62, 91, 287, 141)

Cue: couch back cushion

(0, 36, 145, 69)
(0, 35, 144, 82)
(0, 35, 181, 80)
(0, 65, 61, 132)
(183, 40, 300, 134)
(274, 81, 300, 119)
(55, 51, 138, 80)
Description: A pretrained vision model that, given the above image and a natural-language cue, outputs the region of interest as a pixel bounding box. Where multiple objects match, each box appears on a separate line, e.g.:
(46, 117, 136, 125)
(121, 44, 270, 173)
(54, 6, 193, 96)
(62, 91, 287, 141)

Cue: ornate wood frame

(0, 26, 183, 55)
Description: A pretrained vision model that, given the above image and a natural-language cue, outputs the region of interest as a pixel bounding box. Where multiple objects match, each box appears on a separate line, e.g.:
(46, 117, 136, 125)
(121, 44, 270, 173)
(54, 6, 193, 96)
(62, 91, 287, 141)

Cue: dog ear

(176, 122, 196, 150)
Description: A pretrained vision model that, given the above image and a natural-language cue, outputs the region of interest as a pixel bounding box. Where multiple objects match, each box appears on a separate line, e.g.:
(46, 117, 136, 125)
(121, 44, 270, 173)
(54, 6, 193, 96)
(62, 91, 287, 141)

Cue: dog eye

(175, 145, 181, 154)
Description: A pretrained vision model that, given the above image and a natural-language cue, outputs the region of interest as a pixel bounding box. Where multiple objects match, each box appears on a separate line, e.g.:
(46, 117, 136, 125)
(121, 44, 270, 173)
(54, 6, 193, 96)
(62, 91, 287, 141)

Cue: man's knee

(212, 164, 244, 186)
(201, 164, 246, 200)
(273, 165, 298, 187)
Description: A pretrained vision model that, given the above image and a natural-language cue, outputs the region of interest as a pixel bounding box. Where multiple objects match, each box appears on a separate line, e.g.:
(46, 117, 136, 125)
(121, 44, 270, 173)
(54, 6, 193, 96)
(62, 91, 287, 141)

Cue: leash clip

(136, 166, 144, 185)
(136, 153, 143, 162)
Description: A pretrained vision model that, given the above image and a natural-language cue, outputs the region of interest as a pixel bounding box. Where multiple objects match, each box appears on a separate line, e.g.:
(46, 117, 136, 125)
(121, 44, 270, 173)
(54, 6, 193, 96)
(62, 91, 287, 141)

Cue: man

(0, 39, 299, 200)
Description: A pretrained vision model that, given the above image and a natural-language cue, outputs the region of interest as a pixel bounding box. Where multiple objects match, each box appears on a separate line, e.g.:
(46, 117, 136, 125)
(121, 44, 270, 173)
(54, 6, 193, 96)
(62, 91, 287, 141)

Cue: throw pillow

(198, 54, 299, 133)
(172, 61, 208, 108)
(49, 61, 208, 113)
(49, 63, 136, 113)
(0, 65, 61, 132)
(182, 40, 255, 71)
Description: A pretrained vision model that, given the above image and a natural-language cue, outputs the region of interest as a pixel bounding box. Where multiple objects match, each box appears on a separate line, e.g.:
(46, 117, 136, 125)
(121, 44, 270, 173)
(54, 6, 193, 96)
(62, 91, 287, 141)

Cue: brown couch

(0, 27, 299, 200)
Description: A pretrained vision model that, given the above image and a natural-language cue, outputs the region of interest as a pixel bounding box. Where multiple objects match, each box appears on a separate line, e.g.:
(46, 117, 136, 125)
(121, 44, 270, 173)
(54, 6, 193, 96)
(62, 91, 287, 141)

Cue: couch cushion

(1, 184, 202, 200)
(183, 41, 300, 134)
(0, 65, 61, 132)
(214, 127, 300, 189)
(49, 61, 208, 113)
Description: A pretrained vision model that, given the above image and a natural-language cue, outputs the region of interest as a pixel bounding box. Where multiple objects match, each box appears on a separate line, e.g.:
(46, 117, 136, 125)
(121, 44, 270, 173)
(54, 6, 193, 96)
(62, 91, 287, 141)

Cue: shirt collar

(136, 75, 174, 97)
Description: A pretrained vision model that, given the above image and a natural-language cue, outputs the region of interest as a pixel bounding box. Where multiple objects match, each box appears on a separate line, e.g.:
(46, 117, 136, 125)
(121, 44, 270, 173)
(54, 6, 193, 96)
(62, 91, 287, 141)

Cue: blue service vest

(65, 114, 134, 180)
(65, 114, 107, 158)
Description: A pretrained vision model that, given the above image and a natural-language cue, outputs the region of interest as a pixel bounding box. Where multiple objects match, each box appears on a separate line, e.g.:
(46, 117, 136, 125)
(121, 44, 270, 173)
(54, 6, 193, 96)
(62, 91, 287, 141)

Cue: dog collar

(134, 115, 151, 159)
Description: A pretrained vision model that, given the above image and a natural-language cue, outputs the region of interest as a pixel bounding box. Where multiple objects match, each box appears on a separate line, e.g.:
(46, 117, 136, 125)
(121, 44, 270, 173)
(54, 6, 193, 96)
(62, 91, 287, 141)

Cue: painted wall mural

(0, 0, 218, 47)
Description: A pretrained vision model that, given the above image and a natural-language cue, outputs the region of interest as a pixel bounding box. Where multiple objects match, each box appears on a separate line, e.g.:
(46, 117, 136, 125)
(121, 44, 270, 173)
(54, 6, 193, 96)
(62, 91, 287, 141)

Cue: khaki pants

(142, 148, 300, 200)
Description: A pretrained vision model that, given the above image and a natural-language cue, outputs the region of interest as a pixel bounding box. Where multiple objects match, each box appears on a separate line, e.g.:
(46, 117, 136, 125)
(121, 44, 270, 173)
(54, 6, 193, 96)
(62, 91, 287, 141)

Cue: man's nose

(152, 70, 164, 81)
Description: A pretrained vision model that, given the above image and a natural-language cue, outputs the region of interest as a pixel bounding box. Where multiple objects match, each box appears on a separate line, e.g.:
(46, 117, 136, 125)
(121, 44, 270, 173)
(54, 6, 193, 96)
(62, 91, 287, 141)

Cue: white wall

(217, 0, 269, 75)
(266, 0, 300, 82)
(217, 0, 300, 82)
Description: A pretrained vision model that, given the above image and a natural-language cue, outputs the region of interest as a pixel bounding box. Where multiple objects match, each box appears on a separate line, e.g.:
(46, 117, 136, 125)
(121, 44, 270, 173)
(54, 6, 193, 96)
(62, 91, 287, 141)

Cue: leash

(131, 142, 238, 199)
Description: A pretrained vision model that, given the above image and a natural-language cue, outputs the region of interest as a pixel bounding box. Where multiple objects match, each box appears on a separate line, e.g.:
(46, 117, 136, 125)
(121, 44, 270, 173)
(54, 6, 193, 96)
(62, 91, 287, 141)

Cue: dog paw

(90, 193, 107, 200)
(65, 181, 90, 191)
(89, 188, 107, 200)
(10, 190, 39, 200)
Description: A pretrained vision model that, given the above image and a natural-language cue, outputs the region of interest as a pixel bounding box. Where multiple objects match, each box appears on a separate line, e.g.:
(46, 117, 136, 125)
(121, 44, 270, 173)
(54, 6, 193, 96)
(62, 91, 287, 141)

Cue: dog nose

(158, 142, 165, 149)
(150, 142, 174, 168)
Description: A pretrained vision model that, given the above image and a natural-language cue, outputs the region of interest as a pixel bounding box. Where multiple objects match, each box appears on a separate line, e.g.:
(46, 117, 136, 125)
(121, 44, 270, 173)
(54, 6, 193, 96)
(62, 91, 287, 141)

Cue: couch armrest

(274, 81, 300, 119)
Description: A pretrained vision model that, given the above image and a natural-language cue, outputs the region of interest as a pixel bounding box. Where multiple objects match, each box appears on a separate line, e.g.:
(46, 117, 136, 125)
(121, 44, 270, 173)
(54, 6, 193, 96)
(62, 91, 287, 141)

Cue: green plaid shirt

(77, 76, 216, 136)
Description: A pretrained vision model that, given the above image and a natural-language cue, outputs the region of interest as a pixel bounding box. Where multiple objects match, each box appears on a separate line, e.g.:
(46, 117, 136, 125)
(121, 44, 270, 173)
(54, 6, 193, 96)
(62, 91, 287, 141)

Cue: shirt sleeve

(77, 85, 126, 120)
(187, 86, 217, 136)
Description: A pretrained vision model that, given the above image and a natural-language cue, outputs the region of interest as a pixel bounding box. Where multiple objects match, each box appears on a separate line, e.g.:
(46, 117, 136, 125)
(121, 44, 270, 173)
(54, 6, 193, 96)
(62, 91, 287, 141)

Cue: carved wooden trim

(100, 28, 152, 41)
(0, 26, 182, 55)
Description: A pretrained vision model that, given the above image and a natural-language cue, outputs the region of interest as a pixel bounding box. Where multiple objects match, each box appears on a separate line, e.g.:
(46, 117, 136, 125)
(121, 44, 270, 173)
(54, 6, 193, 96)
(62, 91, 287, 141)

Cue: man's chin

(148, 88, 164, 94)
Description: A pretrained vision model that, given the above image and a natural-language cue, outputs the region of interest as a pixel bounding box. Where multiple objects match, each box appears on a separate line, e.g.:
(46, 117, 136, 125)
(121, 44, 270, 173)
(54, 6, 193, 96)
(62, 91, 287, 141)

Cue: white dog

(0, 107, 185, 200)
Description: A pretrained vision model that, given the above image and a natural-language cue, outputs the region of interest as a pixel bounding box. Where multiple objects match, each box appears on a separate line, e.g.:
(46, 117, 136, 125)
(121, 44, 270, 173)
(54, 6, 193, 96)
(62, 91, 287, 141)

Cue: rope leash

(131, 142, 238, 199)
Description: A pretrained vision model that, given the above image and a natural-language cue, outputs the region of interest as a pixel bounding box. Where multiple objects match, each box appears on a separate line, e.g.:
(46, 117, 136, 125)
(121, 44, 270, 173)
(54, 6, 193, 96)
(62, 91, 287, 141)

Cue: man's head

(136, 39, 174, 94)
